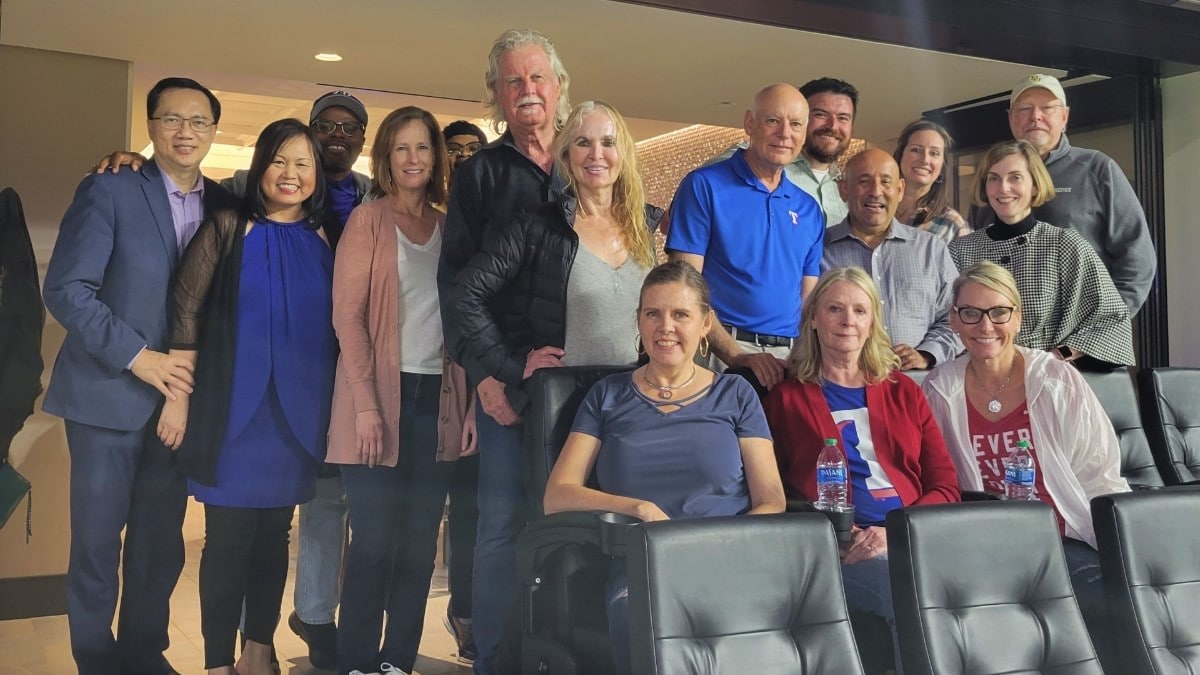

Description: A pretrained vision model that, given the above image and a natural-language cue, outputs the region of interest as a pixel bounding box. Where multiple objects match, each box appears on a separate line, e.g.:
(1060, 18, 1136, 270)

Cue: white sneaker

(380, 664, 411, 675)
(348, 671, 381, 675)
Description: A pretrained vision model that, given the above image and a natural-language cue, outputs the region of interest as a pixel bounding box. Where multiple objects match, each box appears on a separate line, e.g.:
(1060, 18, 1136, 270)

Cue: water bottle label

(1004, 465, 1035, 486)
(817, 466, 846, 484)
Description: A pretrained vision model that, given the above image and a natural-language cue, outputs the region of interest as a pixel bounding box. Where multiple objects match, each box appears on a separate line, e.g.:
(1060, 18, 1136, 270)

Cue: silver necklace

(642, 364, 697, 400)
(969, 361, 1017, 414)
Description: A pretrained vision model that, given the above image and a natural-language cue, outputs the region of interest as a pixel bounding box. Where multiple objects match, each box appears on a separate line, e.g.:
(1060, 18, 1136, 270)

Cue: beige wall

(0, 45, 131, 580)
(1162, 70, 1200, 367)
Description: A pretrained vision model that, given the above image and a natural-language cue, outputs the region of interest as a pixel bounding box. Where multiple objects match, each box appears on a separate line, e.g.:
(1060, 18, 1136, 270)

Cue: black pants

(447, 452, 479, 619)
(199, 504, 293, 668)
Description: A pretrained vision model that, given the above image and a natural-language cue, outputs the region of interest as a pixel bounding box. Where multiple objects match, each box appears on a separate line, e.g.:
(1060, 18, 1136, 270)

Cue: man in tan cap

(972, 73, 1155, 315)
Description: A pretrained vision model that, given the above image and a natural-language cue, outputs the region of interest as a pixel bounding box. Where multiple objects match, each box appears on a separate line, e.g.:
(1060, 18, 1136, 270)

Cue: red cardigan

(762, 374, 960, 509)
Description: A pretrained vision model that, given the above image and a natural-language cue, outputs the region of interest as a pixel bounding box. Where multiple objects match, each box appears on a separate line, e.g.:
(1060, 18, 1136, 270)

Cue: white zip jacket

(921, 346, 1129, 547)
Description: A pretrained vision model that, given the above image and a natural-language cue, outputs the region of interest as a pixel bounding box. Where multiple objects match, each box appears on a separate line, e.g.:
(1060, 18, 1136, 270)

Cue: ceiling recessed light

(315, 53, 342, 62)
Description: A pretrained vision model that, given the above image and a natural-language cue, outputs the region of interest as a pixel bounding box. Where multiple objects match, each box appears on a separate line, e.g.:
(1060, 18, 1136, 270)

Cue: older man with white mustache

(438, 28, 572, 675)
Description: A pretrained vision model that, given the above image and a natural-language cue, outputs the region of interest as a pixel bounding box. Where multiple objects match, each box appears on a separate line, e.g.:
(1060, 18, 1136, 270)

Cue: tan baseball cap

(1010, 74, 1067, 105)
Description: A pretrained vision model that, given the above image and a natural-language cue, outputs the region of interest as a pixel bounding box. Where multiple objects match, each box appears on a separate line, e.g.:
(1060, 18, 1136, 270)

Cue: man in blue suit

(43, 77, 236, 675)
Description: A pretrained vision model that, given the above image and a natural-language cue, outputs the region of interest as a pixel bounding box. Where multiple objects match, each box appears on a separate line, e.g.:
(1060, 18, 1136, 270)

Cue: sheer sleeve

(170, 209, 239, 349)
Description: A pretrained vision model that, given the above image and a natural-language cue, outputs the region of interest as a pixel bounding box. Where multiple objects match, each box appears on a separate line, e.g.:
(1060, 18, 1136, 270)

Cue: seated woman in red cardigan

(762, 266, 959, 673)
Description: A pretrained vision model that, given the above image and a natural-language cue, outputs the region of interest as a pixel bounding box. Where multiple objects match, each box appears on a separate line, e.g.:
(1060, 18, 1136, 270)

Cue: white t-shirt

(396, 224, 444, 374)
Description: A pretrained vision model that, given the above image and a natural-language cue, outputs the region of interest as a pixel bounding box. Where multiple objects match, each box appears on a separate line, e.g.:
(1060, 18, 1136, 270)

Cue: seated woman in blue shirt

(543, 260, 786, 674)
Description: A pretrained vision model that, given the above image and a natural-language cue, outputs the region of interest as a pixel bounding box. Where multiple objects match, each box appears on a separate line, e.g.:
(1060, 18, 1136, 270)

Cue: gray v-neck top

(562, 244, 647, 366)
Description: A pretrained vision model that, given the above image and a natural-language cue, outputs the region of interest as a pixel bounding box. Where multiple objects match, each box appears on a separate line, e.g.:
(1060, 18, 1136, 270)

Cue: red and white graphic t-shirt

(966, 400, 1065, 533)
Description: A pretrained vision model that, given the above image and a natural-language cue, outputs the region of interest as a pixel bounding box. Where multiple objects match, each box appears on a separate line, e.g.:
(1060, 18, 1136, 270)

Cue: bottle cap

(824, 438, 838, 445)
(1016, 440, 1030, 448)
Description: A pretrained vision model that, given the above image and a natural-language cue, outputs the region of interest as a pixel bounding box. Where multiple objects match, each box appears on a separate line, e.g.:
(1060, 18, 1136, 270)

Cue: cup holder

(598, 511, 639, 556)
(817, 505, 857, 548)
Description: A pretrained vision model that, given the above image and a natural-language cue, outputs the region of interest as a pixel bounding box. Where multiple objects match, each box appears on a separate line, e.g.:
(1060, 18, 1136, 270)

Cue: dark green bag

(0, 460, 31, 542)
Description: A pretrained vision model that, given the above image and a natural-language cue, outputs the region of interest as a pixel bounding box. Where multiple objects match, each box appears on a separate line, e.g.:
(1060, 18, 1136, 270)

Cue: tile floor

(0, 499, 473, 675)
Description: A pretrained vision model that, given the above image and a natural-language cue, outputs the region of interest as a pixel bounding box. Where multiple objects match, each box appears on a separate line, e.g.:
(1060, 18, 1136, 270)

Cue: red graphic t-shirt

(966, 401, 1065, 533)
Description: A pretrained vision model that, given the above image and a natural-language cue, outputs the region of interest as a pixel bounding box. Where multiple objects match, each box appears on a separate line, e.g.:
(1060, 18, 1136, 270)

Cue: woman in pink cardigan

(326, 106, 470, 675)
(762, 266, 958, 674)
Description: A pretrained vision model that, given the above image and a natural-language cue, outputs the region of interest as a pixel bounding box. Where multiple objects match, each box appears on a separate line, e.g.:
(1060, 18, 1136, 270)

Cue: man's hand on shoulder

(91, 151, 147, 175)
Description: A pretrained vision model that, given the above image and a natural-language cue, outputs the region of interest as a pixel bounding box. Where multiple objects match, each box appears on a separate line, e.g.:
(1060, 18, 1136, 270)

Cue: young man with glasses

(970, 74, 1155, 316)
(44, 77, 237, 675)
(443, 120, 488, 178)
(437, 118, 488, 665)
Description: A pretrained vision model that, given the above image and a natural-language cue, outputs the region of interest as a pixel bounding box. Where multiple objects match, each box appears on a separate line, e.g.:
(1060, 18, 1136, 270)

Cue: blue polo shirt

(667, 149, 823, 337)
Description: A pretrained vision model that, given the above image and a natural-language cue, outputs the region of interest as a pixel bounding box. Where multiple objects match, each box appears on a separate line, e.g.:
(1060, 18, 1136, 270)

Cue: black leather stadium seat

(1137, 368, 1200, 485)
(524, 365, 633, 515)
(512, 365, 633, 675)
(1080, 368, 1164, 487)
(1092, 489, 1200, 674)
(626, 514, 865, 675)
(887, 501, 1103, 675)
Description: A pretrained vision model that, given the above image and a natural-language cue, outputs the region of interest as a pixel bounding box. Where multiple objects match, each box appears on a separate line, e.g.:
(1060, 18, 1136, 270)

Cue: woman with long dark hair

(892, 119, 969, 243)
(156, 118, 339, 675)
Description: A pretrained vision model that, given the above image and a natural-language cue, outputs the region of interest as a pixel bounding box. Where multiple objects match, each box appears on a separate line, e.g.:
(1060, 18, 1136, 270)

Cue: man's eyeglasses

(311, 119, 365, 136)
(150, 115, 215, 132)
(953, 305, 1016, 325)
(447, 142, 483, 157)
(1010, 104, 1065, 119)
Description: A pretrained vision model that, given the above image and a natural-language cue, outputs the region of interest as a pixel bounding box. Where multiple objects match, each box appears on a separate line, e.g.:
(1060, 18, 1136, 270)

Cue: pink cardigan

(327, 198, 469, 466)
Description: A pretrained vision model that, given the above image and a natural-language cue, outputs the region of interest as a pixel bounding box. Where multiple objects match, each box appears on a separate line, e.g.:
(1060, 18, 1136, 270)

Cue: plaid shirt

(822, 218, 961, 366)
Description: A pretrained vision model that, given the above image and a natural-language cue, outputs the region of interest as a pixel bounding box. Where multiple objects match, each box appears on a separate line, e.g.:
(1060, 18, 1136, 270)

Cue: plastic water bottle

(815, 438, 849, 511)
(1003, 440, 1036, 500)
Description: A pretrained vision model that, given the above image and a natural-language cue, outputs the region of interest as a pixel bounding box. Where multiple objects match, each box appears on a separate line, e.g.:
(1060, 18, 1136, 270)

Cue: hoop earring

(699, 336, 710, 358)
(635, 333, 646, 355)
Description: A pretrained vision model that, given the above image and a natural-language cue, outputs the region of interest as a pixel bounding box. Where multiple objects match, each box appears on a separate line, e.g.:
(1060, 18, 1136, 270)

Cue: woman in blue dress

(156, 118, 338, 675)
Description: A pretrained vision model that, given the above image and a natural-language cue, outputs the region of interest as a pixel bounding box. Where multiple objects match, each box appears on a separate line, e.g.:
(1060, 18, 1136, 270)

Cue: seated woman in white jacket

(921, 261, 1128, 661)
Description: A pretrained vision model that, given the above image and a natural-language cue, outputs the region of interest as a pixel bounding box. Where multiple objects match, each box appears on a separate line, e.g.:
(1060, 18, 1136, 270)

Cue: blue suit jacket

(43, 160, 234, 431)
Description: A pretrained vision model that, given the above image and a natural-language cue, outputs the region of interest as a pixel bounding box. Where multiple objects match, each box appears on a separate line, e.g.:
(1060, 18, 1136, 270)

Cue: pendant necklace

(969, 360, 1017, 414)
(642, 364, 697, 400)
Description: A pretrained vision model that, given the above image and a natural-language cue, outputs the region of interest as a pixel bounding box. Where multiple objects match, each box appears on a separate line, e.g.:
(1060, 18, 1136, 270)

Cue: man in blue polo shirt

(668, 83, 824, 390)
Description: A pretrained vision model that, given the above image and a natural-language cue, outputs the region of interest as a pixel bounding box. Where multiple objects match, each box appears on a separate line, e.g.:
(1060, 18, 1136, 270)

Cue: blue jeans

(606, 560, 632, 675)
(471, 399, 529, 675)
(841, 555, 902, 675)
(1062, 538, 1112, 667)
(294, 473, 348, 624)
(338, 373, 453, 674)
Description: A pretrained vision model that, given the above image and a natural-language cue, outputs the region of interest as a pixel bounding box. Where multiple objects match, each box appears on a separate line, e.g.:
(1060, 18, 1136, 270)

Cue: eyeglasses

(447, 142, 482, 157)
(311, 119, 365, 136)
(150, 115, 216, 132)
(1010, 104, 1065, 119)
(953, 305, 1016, 324)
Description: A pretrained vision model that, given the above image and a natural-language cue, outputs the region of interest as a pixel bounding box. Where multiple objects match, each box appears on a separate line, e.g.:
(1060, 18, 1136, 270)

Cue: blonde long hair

(789, 267, 900, 385)
(553, 101, 655, 269)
